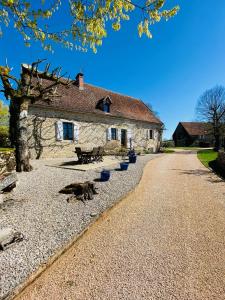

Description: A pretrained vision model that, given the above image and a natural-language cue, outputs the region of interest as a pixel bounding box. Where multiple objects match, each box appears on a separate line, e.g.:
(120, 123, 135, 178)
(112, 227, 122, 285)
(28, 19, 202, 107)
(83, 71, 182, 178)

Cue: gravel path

(0, 154, 158, 300)
(13, 151, 225, 300)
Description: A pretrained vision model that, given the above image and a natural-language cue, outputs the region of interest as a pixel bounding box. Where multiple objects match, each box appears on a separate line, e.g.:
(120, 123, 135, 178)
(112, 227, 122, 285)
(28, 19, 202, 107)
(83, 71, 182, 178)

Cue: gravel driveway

(0, 154, 159, 300)
(14, 151, 225, 300)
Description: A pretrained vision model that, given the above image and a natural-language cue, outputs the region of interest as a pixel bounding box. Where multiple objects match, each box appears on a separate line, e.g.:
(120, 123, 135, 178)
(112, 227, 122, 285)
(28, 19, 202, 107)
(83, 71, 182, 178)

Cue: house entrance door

(121, 129, 127, 147)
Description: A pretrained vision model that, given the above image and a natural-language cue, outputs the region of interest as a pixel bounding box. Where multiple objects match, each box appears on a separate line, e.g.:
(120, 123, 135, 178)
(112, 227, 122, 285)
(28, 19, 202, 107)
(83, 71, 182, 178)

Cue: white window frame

(55, 119, 79, 142)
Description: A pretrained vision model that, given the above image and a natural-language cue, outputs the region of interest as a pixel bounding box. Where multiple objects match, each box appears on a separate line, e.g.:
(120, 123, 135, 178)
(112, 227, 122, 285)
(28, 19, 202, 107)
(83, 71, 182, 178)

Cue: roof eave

(29, 104, 162, 125)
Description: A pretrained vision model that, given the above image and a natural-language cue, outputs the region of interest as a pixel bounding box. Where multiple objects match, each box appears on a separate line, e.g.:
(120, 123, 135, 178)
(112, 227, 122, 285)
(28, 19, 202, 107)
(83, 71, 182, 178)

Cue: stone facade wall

(27, 106, 161, 159)
(0, 151, 16, 177)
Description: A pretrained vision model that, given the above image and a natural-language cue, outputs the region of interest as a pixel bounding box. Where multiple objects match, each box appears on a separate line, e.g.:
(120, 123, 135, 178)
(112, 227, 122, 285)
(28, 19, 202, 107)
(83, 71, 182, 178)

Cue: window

(97, 96, 112, 113)
(149, 129, 153, 139)
(63, 122, 73, 140)
(111, 128, 117, 140)
(103, 102, 110, 113)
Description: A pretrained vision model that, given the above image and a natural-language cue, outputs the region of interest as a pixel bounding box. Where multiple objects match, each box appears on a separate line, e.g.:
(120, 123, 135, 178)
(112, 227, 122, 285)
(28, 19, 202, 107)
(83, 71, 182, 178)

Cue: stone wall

(0, 151, 16, 177)
(27, 106, 161, 159)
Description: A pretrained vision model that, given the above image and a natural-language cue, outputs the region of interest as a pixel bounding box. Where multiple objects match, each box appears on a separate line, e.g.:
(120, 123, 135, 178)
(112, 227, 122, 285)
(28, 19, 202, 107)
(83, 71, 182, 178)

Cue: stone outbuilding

(172, 122, 214, 147)
(27, 72, 163, 159)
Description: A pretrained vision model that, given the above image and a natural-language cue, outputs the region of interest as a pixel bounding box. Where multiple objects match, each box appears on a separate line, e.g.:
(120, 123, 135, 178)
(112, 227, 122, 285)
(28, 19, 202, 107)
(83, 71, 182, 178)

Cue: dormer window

(96, 96, 112, 113)
(103, 102, 110, 113)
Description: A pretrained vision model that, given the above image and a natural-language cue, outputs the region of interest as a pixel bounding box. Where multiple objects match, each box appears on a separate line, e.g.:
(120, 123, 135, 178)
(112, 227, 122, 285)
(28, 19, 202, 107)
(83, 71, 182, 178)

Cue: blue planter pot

(100, 170, 110, 181)
(129, 155, 137, 163)
(120, 162, 129, 171)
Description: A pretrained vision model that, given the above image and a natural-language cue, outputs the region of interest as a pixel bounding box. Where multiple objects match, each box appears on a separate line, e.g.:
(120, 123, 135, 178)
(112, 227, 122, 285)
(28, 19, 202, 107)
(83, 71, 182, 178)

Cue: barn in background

(172, 122, 214, 147)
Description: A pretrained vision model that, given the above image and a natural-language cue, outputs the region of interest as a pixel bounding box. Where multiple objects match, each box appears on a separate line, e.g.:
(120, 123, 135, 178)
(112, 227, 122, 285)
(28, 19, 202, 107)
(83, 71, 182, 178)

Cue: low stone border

(0, 154, 162, 300)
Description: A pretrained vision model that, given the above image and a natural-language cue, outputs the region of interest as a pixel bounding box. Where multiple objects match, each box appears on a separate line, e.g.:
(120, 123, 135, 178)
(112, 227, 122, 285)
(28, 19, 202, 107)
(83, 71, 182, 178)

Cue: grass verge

(197, 149, 218, 168)
(173, 146, 209, 151)
(161, 148, 175, 153)
(0, 147, 14, 152)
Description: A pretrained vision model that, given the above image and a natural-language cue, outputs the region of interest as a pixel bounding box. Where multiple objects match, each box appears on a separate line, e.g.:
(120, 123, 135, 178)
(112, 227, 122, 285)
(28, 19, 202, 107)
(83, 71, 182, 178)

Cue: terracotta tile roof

(31, 79, 162, 125)
(180, 122, 210, 136)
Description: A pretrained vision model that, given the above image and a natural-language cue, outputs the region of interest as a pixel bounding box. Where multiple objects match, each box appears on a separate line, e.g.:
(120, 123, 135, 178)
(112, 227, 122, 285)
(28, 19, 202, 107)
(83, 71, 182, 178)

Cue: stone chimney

(75, 73, 84, 90)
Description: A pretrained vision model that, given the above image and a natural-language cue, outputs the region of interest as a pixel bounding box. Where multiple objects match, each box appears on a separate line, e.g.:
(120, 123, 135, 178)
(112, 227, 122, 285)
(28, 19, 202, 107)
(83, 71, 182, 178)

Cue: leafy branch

(0, 0, 179, 52)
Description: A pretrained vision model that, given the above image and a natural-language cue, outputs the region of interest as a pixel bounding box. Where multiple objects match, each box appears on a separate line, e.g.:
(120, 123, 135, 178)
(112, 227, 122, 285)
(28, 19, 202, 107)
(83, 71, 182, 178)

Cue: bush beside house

(0, 150, 16, 177)
(0, 126, 10, 148)
(0, 100, 10, 148)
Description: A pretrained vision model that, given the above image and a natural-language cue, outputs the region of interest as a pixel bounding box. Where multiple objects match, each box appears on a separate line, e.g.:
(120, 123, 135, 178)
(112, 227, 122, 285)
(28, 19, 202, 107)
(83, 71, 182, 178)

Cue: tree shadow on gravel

(93, 178, 103, 182)
(45, 165, 86, 172)
(178, 169, 211, 176)
(172, 151, 198, 155)
(60, 160, 80, 166)
(171, 168, 210, 176)
(172, 163, 225, 184)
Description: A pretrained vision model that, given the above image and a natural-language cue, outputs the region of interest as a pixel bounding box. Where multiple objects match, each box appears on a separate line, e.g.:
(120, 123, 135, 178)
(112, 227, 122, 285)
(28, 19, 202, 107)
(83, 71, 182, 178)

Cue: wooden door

(121, 129, 127, 147)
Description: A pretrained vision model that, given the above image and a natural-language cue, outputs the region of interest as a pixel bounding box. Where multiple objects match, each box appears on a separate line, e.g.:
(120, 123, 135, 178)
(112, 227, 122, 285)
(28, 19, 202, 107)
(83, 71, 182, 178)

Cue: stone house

(172, 122, 214, 147)
(27, 72, 163, 159)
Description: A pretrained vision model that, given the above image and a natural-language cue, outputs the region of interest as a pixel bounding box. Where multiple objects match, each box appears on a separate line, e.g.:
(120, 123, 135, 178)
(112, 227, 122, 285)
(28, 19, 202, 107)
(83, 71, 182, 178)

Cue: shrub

(161, 148, 175, 153)
(143, 147, 154, 154)
(117, 147, 128, 158)
(162, 140, 175, 148)
(134, 148, 143, 155)
(0, 126, 10, 147)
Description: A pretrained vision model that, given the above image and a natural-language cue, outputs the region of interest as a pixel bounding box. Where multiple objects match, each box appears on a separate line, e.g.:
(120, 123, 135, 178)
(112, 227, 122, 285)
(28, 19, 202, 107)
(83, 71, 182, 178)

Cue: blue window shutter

(56, 120, 63, 141)
(107, 127, 112, 140)
(73, 124, 79, 142)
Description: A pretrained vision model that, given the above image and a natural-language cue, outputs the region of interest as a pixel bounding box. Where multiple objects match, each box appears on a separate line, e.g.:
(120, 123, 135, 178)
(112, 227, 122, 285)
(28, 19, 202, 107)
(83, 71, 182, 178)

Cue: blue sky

(1, 0, 225, 139)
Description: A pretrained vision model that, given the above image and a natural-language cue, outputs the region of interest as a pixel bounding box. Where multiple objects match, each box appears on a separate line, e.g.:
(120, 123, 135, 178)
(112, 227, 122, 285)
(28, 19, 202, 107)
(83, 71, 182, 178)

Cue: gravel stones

(14, 151, 225, 300)
(0, 154, 158, 299)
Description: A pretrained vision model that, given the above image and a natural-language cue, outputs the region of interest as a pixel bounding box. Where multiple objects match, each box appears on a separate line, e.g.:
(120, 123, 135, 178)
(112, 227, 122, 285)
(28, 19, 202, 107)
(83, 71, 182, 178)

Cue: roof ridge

(85, 82, 140, 101)
(181, 121, 206, 124)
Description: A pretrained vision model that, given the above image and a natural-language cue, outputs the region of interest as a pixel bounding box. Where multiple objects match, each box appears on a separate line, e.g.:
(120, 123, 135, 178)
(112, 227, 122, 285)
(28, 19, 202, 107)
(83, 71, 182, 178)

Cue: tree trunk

(214, 134, 221, 152)
(12, 99, 33, 172)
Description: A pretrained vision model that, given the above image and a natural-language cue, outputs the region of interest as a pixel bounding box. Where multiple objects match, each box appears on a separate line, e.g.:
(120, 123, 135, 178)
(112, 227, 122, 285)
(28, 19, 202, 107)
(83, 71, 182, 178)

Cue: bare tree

(196, 86, 225, 151)
(145, 103, 160, 118)
(0, 60, 73, 172)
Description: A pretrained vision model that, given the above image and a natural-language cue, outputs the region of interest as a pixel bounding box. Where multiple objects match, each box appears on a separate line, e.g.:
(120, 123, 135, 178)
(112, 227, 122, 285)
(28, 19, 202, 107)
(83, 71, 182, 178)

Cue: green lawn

(0, 147, 14, 152)
(197, 149, 218, 168)
(161, 148, 175, 153)
(172, 146, 208, 150)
